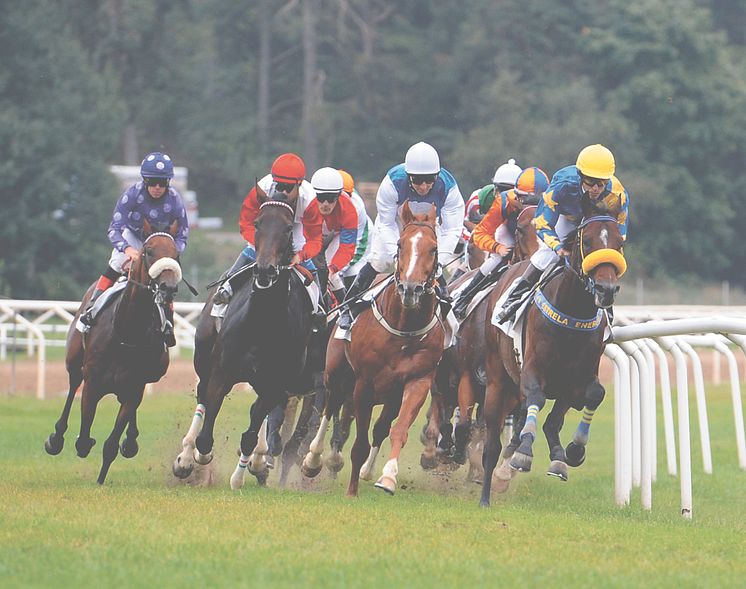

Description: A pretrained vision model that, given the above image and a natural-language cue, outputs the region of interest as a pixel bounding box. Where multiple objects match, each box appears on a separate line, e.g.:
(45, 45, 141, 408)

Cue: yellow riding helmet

(338, 169, 355, 194)
(576, 144, 615, 179)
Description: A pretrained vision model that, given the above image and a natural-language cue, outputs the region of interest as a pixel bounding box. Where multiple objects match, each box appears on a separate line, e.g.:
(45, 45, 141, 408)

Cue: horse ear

(256, 179, 268, 204)
(168, 220, 179, 237)
(143, 218, 153, 236)
(400, 200, 414, 225)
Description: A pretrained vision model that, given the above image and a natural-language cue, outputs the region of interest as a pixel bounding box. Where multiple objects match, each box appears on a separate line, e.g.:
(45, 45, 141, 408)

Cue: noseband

(127, 232, 181, 301)
(566, 215, 626, 295)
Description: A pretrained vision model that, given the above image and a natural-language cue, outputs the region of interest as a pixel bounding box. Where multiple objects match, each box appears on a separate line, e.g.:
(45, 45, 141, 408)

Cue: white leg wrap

(359, 446, 380, 480)
(309, 415, 330, 456)
(230, 453, 251, 490)
(183, 404, 205, 447)
(381, 457, 399, 480)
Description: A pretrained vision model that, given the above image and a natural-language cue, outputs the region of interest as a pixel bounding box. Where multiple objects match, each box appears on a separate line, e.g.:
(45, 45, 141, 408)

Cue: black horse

(172, 184, 315, 488)
(45, 220, 182, 484)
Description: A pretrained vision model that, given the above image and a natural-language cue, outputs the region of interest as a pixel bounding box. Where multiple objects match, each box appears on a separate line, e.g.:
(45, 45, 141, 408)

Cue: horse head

(254, 182, 297, 289)
(513, 205, 541, 262)
(571, 215, 627, 308)
(135, 219, 182, 304)
(395, 201, 438, 309)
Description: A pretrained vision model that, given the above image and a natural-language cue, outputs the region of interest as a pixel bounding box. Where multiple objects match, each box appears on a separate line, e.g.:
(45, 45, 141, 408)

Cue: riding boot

(79, 269, 120, 329)
(453, 271, 487, 320)
(496, 263, 543, 324)
(214, 249, 254, 305)
(331, 288, 346, 308)
(436, 274, 452, 316)
(337, 262, 377, 330)
(311, 272, 328, 333)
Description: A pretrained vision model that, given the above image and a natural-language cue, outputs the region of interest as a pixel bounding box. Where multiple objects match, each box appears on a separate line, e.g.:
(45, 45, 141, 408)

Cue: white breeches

(108, 228, 143, 273)
(529, 215, 577, 271)
(478, 224, 514, 274)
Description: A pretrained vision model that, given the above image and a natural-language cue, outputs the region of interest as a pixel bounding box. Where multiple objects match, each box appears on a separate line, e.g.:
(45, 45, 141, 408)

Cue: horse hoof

(420, 454, 438, 470)
(509, 451, 532, 472)
(301, 462, 322, 479)
(374, 476, 396, 495)
(479, 499, 491, 509)
(120, 439, 139, 459)
(44, 434, 64, 456)
(324, 453, 344, 474)
(546, 460, 569, 481)
(253, 470, 269, 487)
(452, 450, 467, 466)
(75, 437, 96, 458)
(193, 447, 213, 466)
(172, 457, 194, 479)
(565, 441, 586, 467)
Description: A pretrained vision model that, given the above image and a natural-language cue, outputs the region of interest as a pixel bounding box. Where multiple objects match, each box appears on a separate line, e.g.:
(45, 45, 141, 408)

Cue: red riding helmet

(271, 153, 306, 183)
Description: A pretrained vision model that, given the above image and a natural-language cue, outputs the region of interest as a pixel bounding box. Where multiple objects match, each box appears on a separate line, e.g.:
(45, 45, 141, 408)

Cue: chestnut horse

(479, 215, 626, 507)
(302, 202, 445, 496)
(44, 220, 182, 484)
(172, 184, 315, 488)
(421, 205, 541, 473)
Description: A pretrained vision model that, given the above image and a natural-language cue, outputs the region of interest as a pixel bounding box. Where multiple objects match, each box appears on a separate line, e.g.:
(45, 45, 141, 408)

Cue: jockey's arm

(437, 184, 466, 264)
(108, 187, 136, 252)
(534, 188, 563, 252)
(373, 176, 401, 256)
(472, 196, 506, 253)
(171, 193, 189, 253)
(238, 187, 259, 245)
(328, 203, 359, 273)
(617, 185, 629, 242)
(298, 200, 323, 262)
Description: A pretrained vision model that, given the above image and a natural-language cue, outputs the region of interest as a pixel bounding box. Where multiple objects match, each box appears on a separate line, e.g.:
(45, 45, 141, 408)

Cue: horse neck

(379, 282, 437, 332)
(547, 267, 598, 317)
(245, 272, 292, 323)
(115, 270, 156, 336)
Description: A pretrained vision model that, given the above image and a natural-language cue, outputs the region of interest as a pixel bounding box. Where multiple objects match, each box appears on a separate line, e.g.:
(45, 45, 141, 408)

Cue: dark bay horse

(172, 184, 315, 489)
(44, 220, 182, 484)
(479, 215, 626, 507)
(302, 202, 446, 496)
(421, 205, 541, 475)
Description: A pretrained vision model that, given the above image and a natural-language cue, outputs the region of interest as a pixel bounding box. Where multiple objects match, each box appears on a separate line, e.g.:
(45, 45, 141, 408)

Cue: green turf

(1, 386, 744, 588)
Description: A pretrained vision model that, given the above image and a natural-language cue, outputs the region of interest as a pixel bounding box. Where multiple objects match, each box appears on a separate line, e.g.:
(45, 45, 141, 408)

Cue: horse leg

(279, 395, 314, 486)
(97, 389, 143, 485)
(303, 370, 347, 478)
(194, 369, 232, 466)
(326, 397, 353, 475)
(493, 405, 525, 489)
(44, 366, 83, 455)
(509, 371, 547, 473)
(544, 400, 570, 481)
(230, 397, 274, 490)
(374, 376, 431, 495)
(267, 403, 288, 462)
(361, 393, 402, 481)
(346, 380, 374, 497)
(120, 407, 141, 459)
(420, 394, 442, 470)
(466, 411, 485, 484)
(480, 365, 516, 506)
(566, 378, 606, 467)
(75, 381, 100, 458)
(173, 367, 209, 478)
(453, 372, 476, 465)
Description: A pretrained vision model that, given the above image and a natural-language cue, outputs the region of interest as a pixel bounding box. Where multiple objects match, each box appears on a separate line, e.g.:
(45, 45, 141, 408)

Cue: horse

(44, 220, 182, 484)
(479, 215, 626, 507)
(302, 201, 446, 496)
(171, 183, 315, 489)
(420, 205, 541, 476)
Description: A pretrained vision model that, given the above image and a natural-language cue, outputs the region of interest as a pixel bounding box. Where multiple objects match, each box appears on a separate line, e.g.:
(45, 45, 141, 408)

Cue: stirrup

(213, 283, 233, 305)
(496, 299, 521, 324)
(163, 321, 176, 347)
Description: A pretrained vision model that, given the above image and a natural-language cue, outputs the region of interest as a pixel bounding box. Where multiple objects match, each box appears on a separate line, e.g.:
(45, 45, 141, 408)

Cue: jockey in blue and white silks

(337, 141, 465, 330)
(496, 144, 629, 323)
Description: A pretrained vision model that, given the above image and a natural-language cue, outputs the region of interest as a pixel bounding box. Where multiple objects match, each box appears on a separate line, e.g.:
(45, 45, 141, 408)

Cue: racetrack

(2, 385, 745, 588)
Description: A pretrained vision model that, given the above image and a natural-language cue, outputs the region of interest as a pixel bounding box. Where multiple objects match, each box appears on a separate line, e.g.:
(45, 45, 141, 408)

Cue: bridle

(254, 200, 296, 289)
(393, 221, 439, 296)
(126, 232, 181, 305)
(565, 215, 626, 296)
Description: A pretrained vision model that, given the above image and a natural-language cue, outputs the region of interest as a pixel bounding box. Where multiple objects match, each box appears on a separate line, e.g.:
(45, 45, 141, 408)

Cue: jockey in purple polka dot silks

(79, 152, 189, 346)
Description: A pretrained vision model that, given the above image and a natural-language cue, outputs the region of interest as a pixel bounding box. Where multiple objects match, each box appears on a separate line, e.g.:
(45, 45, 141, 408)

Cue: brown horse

(479, 215, 626, 507)
(420, 205, 540, 474)
(302, 201, 445, 496)
(44, 220, 182, 484)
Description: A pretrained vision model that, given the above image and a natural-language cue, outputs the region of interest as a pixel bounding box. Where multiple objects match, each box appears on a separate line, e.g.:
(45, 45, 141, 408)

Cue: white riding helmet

(492, 158, 522, 186)
(310, 167, 344, 193)
(404, 142, 440, 175)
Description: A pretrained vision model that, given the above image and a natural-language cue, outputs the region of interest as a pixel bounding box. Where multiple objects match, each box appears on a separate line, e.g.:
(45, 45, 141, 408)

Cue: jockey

(80, 151, 189, 346)
(337, 141, 465, 330)
(338, 169, 373, 289)
(213, 153, 323, 304)
(307, 167, 359, 305)
(496, 144, 629, 323)
(453, 167, 550, 320)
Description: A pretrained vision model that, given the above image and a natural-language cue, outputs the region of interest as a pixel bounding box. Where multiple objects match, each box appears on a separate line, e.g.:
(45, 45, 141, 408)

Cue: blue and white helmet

(140, 152, 174, 179)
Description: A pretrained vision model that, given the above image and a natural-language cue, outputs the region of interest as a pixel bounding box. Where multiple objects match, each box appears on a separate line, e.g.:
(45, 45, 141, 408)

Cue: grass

(1, 385, 745, 588)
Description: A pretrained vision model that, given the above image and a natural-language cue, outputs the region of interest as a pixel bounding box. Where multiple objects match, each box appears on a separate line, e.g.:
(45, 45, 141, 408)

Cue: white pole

(639, 341, 658, 482)
(646, 339, 677, 476)
(605, 344, 632, 506)
(677, 341, 713, 474)
(713, 341, 746, 470)
(629, 357, 641, 488)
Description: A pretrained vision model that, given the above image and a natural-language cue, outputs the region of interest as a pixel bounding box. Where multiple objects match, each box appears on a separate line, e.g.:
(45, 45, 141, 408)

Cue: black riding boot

(162, 303, 176, 347)
(496, 263, 543, 324)
(436, 274, 452, 316)
(214, 250, 254, 305)
(80, 288, 106, 329)
(453, 271, 487, 320)
(337, 262, 378, 330)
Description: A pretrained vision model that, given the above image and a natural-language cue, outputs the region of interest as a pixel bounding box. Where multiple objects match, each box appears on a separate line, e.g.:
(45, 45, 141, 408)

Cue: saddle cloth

(75, 279, 128, 333)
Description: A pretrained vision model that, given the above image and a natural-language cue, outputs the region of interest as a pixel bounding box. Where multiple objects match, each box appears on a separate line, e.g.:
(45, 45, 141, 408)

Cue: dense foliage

(1, 0, 744, 298)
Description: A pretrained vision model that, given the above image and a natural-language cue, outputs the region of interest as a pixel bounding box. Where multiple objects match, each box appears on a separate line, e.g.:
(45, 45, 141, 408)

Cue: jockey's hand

(124, 246, 139, 266)
(557, 248, 571, 259)
(289, 253, 302, 266)
(492, 243, 512, 257)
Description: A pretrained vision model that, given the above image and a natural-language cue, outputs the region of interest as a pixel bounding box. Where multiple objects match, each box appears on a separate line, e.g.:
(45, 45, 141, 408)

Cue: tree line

(1, 0, 744, 299)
